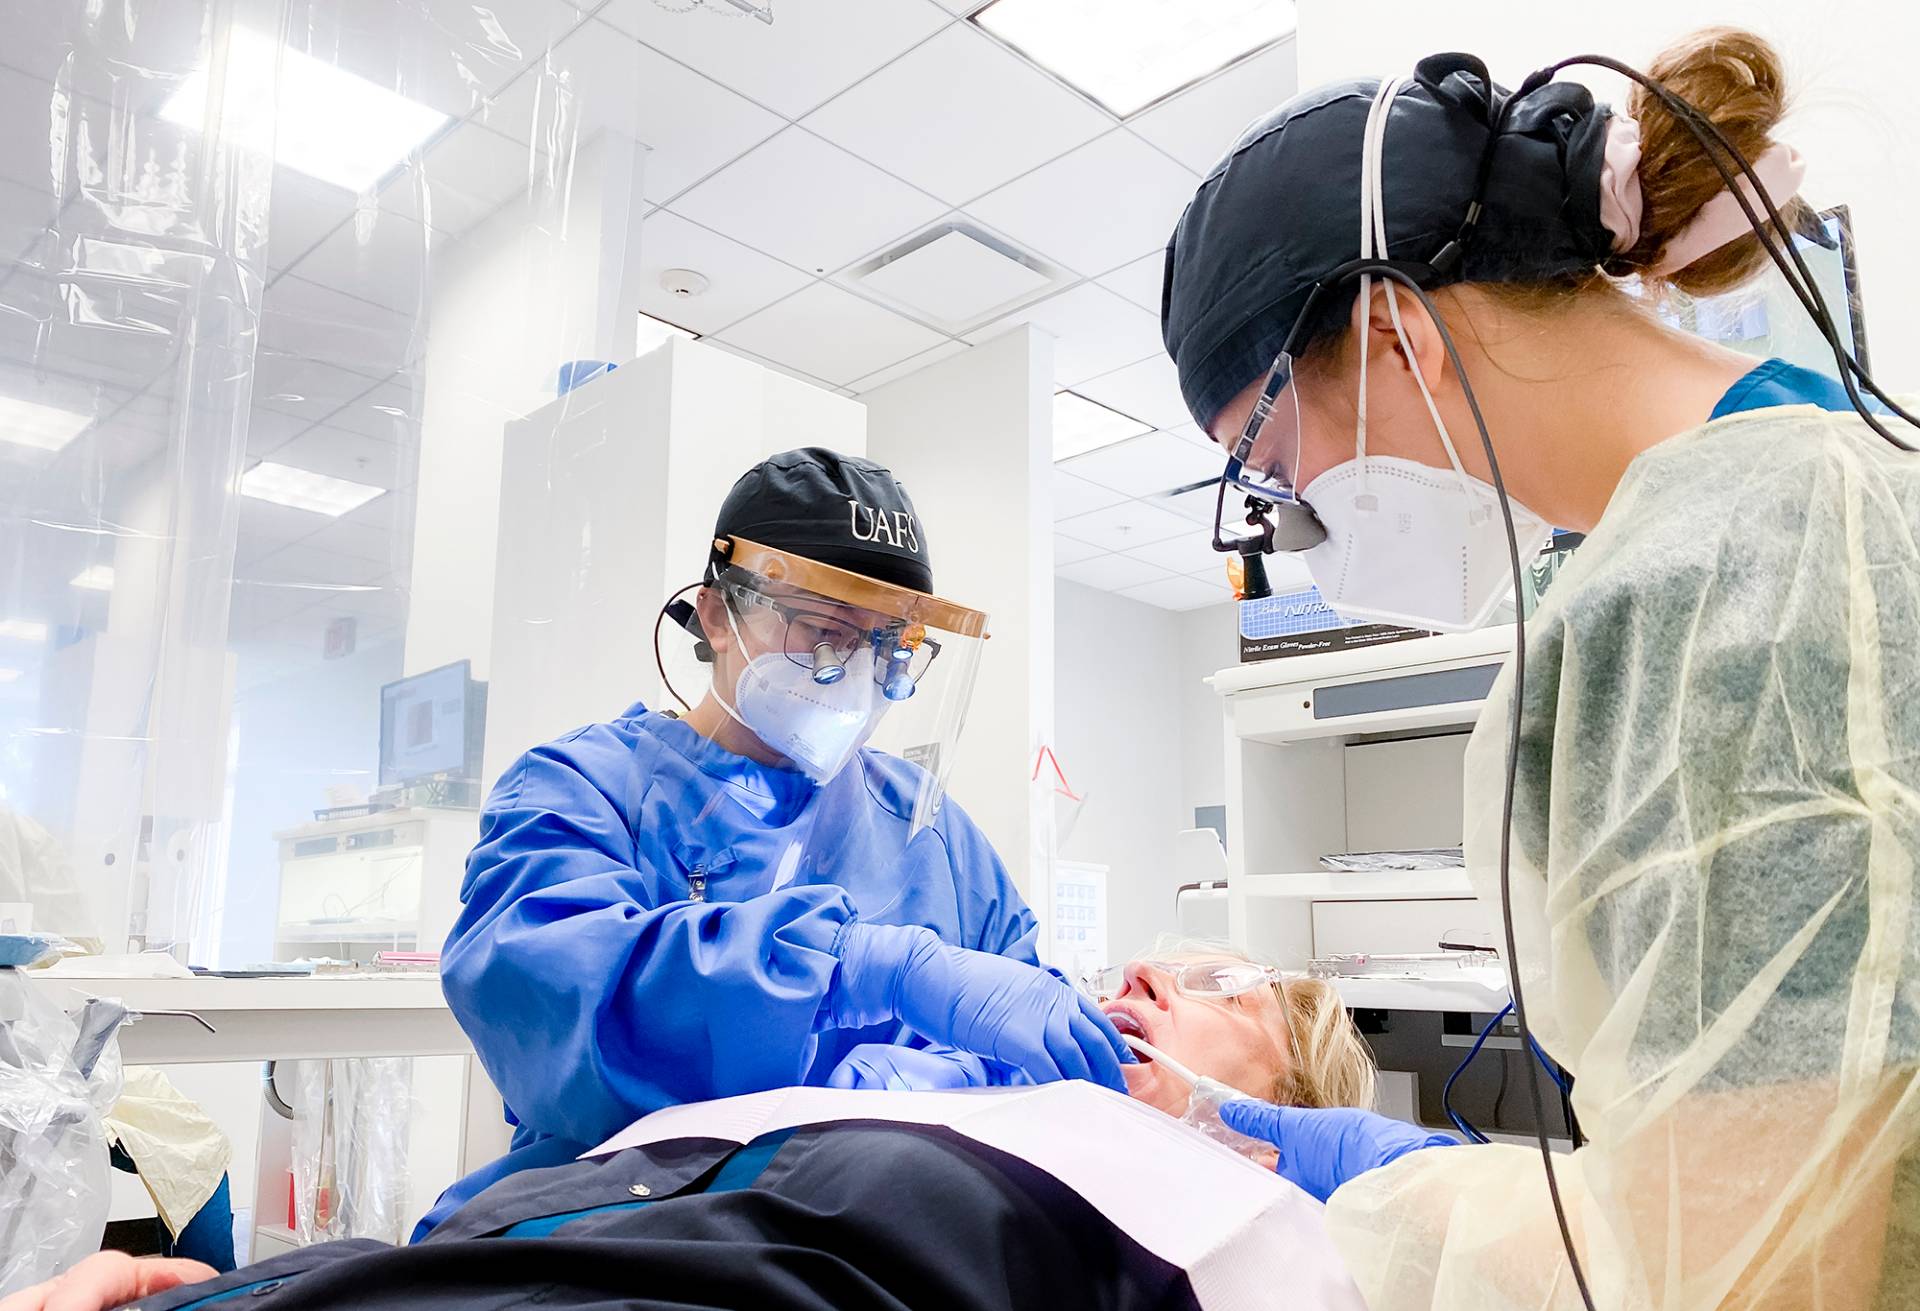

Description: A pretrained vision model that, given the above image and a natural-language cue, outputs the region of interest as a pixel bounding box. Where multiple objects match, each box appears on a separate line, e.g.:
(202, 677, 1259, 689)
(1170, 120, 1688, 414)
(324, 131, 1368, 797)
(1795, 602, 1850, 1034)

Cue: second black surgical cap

(1162, 55, 1620, 432)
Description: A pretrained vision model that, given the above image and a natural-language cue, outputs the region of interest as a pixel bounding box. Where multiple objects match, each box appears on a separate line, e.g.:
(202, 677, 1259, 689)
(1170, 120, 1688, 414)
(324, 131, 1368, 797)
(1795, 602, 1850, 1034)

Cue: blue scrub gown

(414, 703, 1036, 1236)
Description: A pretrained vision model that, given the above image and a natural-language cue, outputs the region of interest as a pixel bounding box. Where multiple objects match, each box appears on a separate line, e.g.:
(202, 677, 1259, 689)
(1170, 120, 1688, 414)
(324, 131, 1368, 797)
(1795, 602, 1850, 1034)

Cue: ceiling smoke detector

(660, 268, 711, 298)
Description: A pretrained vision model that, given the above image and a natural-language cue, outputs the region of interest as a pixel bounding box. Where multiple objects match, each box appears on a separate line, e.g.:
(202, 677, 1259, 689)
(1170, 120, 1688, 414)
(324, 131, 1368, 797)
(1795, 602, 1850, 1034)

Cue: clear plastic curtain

(0, 0, 644, 964)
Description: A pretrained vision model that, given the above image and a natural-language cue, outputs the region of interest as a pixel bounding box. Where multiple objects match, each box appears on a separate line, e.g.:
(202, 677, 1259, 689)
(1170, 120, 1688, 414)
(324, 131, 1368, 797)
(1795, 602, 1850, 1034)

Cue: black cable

(1354, 263, 1600, 1311)
(1510, 56, 1919, 453)
(652, 582, 704, 712)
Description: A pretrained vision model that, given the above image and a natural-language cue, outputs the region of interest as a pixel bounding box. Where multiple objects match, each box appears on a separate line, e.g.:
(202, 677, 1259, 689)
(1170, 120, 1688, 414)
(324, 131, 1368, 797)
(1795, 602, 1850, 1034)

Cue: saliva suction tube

(1122, 1034, 1272, 1162)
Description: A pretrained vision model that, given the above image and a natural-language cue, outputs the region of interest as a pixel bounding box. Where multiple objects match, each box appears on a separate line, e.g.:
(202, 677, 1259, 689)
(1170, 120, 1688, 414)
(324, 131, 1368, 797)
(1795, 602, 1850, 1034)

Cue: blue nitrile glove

(827, 1044, 990, 1091)
(1219, 1100, 1456, 1203)
(828, 921, 1133, 1091)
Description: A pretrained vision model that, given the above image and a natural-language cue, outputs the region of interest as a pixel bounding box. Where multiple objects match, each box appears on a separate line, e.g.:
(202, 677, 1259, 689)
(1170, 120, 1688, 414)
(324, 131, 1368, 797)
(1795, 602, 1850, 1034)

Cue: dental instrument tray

(1308, 949, 1500, 980)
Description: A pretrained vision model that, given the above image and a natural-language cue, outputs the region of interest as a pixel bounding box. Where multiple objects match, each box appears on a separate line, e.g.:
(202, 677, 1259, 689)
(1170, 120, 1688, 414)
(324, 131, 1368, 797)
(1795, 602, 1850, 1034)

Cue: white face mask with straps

(1298, 76, 1554, 633)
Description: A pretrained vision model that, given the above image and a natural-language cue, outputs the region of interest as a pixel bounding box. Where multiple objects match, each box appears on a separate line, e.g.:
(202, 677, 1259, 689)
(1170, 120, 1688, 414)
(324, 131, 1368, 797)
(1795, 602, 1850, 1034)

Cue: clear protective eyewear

(1212, 352, 1327, 557)
(1224, 352, 1305, 506)
(723, 578, 943, 702)
(657, 535, 989, 843)
(1080, 958, 1287, 1005)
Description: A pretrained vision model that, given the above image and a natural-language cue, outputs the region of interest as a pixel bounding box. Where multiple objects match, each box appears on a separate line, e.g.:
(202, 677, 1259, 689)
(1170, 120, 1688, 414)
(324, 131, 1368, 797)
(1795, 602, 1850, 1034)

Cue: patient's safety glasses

(1079, 959, 1285, 1005)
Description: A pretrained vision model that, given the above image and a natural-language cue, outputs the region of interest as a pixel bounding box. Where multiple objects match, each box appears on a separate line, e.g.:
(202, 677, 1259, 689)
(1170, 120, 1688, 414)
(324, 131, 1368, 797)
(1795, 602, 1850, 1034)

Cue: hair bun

(1615, 27, 1801, 297)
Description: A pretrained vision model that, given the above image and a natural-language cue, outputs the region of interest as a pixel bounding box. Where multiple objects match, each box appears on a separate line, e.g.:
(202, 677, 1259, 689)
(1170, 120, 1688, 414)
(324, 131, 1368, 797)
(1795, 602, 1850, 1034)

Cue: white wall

(1052, 585, 1241, 960)
(864, 329, 1054, 897)
(1178, 601, 1241, 829)
(1296, 0, 1920, 389)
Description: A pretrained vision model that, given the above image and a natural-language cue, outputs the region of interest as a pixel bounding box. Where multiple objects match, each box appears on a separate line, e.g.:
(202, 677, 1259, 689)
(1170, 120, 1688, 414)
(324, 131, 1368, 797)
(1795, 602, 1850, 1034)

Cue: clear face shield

(661, 537, 988, 834)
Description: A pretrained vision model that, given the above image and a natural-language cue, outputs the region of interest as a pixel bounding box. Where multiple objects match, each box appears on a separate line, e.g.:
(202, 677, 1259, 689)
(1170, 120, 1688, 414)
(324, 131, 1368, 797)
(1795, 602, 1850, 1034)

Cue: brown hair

(1267, 974, 1378, 1111)
(1609, 27, 1805, 297)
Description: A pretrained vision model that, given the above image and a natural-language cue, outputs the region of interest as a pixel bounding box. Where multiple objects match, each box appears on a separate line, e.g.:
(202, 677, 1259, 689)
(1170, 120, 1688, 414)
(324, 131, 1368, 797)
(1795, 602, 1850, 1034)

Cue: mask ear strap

(1366, 74, 1483, 506)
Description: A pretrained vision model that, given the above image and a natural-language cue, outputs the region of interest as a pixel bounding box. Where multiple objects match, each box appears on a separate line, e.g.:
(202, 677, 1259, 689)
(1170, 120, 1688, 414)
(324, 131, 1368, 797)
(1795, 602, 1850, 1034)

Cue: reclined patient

(3, 950, 1379, 1311)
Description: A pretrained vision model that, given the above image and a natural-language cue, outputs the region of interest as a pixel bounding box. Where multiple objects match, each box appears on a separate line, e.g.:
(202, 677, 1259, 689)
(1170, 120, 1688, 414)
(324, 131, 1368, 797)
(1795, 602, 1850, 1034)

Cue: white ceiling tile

(704, 340, 839, 393)
(280, 211, 436, 315)
(848, 339, 969, 394)
(1056, 497, 1194, 552)
(246, 407, 315, 457)
(1097, 253, 1164, 314)
(964, 130, 1196, 276)
(1058, 429, 1221, 497)
(263, 424, 417, 492)
(324, 379, 421, 443)
(1053, 532, 1103, 567)
(292, 0, 581, 122)
(1123, 529, 1233, 580)
(1162, 482, 1223, 526)
(253, 356, 383, 424)
(1053, 468, 1126, 521)
(376, 120, 535, 238)
(1074, 352, 1192, 430)
(1121, 573, 1236, 612)
(1127, 40, 1298, 174)
(480, 20, 784, 204)
(671, 128, 947, 275)
(1057, 553, 1173, 592)
(301, 500, 409, 568)
(637, 209, 812, 335)
(596, 0, 947, 119)
(267, 166, 358, 271)
(1163, 421, 1215, 450)
(930, 0, 984, 11)
(963, 282, 1160, 388)
(717, 281, 948, 387)
(242, 543, 391, 589)
(801, 24, 1110, 207)
(236, 494, 332, 562)
(262, 274, 422, 378)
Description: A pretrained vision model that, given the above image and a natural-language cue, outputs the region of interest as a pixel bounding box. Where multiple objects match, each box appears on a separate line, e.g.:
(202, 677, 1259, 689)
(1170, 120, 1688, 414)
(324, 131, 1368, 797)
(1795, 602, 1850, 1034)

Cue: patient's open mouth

(1103, 1007, 1149, 1053)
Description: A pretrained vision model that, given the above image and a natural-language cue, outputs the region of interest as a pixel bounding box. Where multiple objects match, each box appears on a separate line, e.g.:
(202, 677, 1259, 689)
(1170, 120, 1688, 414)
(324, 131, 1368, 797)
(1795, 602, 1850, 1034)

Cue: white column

(863, 328, 1056, 899)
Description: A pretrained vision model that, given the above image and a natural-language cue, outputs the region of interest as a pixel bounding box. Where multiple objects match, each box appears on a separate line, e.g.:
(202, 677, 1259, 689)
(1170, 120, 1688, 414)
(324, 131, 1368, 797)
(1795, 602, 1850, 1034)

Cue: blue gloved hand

(826, 1044, 989, 1091)
(828, 921, 1133, 1092)
(1219, 1100, 1455, 1203)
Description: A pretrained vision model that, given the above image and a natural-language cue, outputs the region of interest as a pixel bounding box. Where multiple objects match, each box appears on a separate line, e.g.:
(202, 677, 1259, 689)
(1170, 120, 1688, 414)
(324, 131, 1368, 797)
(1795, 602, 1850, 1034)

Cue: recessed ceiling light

(0, 668, 20, 685)
(241, 461, 385, 517)
(161, 28, 450, 191)
(0, 620, 49, 642)
(1054, 391, 1152, 460)
(973, 0, 1296, 118)
(71, 565, 115, 592)
(637, 312, 699, 356)
(0, 397, 93, 452)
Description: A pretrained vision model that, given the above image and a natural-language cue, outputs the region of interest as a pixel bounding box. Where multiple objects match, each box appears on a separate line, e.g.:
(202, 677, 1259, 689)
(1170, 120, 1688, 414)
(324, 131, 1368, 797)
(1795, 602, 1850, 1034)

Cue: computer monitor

(1661, 204, 1869, 379)
(379, 660, 486, 787)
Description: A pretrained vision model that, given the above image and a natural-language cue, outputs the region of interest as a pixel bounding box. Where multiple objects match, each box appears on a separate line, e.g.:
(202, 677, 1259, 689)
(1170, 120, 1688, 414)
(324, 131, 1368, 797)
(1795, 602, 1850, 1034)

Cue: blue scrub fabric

(415, 704, 1037, 1237)
(1709, 357, 1853, 419)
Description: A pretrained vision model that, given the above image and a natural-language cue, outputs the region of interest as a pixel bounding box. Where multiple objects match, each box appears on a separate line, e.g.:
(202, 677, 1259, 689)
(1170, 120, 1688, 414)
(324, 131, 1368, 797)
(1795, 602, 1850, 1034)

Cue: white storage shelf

(1240, 869, 1476, 901)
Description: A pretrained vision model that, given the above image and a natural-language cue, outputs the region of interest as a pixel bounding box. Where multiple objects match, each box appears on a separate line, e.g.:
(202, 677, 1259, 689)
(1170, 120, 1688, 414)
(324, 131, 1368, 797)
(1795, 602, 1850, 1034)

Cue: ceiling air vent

(853, 225, 1054, 329)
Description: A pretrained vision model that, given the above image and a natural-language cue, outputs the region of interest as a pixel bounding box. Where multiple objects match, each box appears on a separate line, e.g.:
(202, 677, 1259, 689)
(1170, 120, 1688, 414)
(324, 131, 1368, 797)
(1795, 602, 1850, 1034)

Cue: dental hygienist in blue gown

(416, 449, 1130, 1237)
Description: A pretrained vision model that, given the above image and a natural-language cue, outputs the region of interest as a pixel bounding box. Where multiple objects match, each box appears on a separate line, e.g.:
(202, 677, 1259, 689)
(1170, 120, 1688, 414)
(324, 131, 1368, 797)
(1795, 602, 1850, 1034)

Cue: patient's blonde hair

(1267, 973, 1377, 1111)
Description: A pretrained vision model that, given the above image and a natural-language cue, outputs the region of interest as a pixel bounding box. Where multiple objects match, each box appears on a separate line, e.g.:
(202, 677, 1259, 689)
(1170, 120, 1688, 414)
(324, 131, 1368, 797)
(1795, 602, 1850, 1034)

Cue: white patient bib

(587, 1081, 1366, 1311)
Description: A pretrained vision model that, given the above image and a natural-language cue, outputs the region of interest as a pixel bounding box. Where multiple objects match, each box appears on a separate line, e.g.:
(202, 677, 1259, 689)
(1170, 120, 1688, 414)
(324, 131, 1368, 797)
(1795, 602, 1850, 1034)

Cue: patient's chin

(1122, 1062, 1189, 1117)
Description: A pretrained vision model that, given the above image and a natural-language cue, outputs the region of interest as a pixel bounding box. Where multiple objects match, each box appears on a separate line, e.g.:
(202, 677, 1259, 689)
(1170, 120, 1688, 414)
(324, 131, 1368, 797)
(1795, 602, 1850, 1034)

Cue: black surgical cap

(711, 447, 933, 594)
(1163, 54, 1618, 432)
